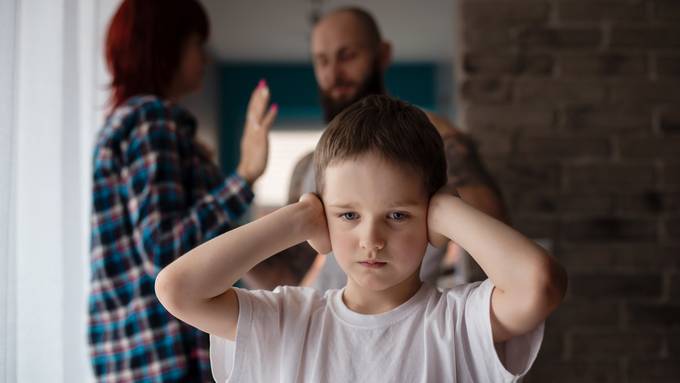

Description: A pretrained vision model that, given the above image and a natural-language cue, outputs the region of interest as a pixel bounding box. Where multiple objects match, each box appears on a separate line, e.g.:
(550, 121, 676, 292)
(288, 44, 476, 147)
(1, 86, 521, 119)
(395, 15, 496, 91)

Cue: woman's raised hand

(237, 79, 278, 184)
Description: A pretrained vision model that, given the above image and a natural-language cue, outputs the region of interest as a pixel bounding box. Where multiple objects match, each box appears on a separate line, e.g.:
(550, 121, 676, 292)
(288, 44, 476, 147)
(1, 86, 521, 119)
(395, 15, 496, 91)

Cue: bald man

(242, 7, 507, 290)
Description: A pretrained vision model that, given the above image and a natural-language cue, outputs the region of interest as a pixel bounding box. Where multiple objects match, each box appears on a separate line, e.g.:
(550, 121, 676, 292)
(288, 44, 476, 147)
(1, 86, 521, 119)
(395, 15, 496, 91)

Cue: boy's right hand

(427, 192, 453, 248)
(298, 193, 332, 255)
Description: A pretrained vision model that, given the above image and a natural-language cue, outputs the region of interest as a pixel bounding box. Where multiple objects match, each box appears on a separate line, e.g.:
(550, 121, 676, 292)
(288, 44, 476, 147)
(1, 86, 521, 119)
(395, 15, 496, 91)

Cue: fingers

(260, 103, 278, 132)
(299, 192, 321, 204)
(247, 79, 271, 125)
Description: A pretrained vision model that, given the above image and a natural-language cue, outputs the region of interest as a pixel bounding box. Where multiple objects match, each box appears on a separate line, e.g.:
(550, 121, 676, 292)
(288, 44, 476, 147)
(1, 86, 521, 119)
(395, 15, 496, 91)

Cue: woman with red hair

(88, 0, 276, 381)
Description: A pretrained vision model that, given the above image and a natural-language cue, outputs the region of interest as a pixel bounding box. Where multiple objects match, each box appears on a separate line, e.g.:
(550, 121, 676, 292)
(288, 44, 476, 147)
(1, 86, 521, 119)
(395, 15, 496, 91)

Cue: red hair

(105, 0, 209, 110)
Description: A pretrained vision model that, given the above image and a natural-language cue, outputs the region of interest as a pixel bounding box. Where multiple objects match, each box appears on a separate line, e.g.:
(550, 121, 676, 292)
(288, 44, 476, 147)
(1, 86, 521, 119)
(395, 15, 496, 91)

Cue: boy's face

(322, 152, 430, 292)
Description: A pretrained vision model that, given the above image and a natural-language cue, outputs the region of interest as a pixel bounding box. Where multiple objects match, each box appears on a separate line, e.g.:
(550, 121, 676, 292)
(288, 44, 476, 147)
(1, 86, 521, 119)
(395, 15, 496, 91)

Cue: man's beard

(319, 64, 385, 123)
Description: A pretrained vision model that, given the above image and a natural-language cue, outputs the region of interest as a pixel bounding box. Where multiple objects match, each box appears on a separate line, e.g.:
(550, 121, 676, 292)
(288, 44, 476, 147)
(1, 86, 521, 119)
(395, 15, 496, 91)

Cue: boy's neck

(341, 271, 423, 315)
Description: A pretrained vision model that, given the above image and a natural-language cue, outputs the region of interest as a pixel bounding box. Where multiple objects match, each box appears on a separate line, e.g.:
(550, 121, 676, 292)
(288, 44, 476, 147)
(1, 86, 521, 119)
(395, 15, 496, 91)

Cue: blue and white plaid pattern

(88, 96, 253, 382)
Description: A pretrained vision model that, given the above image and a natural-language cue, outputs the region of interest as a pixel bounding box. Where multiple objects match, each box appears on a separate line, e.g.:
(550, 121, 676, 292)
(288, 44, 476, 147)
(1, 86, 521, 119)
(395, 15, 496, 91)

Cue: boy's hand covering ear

(427, 192, 450, 248)
(299, 193, 332, 255)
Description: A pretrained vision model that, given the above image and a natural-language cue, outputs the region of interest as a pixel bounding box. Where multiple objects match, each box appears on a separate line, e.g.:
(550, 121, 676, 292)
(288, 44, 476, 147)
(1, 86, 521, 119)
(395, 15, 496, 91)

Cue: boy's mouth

(359, 261, 387, 269)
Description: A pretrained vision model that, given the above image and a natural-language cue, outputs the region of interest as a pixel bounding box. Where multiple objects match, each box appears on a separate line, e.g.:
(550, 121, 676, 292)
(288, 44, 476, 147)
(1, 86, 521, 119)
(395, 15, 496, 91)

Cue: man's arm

(428, 194, 567, 343)
(155, 195, 330, 341)
(425, 112, 509, 223)
(243, 152, 318, 289)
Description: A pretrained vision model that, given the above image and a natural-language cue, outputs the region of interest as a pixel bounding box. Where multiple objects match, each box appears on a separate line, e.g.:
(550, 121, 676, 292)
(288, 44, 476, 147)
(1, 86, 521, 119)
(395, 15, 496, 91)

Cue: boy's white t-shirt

(210, 279, 544, 383)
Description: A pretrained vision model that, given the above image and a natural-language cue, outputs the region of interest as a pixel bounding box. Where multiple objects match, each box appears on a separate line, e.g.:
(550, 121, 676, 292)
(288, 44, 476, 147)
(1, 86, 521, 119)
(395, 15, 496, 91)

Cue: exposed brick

(460, 27, 514, 50)
(460, 77, 512, 103)
(563, 163, 658, 192)
(670, 274, 680, 300)
(462, 0, 550, 24)
(667, 331, 680, 354)
(534, 324, 565, 361)
(524, 361, 621, 383)
(516, 79, 607, 104)
(548, 299, 620, 327)
(489, 160, 562, 189)
(463, 104, 557, 134)
(563, 104, 653, 135)
(628, 359, 680, 383)
(562, 217, 658, 242)
(507, 189, 560, 214)
(510, 191, 619, 216)
(615, 191, 674, 215)
(463, 52, 554, 76)
(656, 53, 680, 77)
(558, 0, 649, 22)
(558, 193, 615, 214)
(473, 130, 513, 156)
(568, 273, 663, 299)
(515, 136, 611, 160)
(619, 137, 680, 159)
(455, 1, 680, 380)
(559, 53, 648, 77)
(662, 162, 680, 190)
(608, 80, 680, 104)
(558, 244, 680, 273)
(611, 27, 680, 49)
(659, 108, 680, 134)
(513, 26, 602, 49)
(653, 0, 680, 22)
(513, 215, 559, 239)
(664, 217, 680, 242)
(627, 303, 680, 327)
(570, 330, 664, 360)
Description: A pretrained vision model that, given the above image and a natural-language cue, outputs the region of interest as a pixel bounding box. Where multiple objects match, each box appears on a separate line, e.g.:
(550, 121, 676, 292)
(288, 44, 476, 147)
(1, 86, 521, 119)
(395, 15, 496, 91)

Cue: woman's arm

(119, 84, 275, 276)
(428, 194, 567, 343)
(155, 194, 330, 341)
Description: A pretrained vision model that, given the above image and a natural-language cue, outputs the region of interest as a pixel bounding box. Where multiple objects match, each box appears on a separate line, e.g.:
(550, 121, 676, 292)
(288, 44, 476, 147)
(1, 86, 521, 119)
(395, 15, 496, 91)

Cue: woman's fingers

(260, 103, 278, 132)
(247, 79, 270, 126)
(237, 80, 276, 184)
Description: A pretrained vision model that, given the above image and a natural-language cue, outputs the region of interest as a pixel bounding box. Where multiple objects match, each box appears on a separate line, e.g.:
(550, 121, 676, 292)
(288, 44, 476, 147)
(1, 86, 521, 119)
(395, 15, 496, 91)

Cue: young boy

(155, 95, 567, 382)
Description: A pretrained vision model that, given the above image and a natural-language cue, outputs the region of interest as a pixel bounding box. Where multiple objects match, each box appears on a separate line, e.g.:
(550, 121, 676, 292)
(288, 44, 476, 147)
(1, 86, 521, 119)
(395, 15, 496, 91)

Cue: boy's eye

(340, 212, 358, 221)
(388, 212, 408, 221)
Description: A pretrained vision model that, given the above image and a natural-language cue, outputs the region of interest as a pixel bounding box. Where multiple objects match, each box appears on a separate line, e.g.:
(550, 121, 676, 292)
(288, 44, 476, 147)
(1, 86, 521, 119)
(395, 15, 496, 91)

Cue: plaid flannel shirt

(88, 95, 253, 382)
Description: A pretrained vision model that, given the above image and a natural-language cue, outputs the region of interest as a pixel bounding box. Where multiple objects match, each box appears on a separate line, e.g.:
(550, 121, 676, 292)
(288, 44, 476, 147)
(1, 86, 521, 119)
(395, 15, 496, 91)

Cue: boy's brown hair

(314, 95, 447, 197)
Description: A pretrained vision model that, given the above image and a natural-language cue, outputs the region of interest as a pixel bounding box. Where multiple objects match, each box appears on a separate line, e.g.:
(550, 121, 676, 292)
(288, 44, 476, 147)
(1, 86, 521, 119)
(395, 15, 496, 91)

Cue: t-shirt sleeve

(459, 279, 544, 381)
(209, 286, 322, 382)
(209, 333, 236, 383)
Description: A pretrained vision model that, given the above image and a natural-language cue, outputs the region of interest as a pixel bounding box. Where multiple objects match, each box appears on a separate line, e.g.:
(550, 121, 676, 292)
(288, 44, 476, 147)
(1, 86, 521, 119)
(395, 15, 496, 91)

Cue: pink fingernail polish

(271, 103, 279, 111)
(257, 79, 266, 89)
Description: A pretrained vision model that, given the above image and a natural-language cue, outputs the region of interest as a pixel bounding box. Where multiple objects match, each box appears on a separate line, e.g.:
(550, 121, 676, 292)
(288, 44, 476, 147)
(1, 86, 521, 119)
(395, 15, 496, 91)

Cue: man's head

(311, 7, 392, 122)
(312, 95, 446, 292)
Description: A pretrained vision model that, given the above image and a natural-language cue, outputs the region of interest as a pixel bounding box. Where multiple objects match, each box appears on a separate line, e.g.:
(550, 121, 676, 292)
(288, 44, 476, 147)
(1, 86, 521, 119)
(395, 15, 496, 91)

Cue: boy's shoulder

(423, 279, 494, 314)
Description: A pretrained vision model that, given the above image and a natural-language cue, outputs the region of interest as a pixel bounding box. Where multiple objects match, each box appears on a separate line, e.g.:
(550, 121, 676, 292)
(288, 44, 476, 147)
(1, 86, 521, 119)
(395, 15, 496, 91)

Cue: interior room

(1, 0, 679, 381)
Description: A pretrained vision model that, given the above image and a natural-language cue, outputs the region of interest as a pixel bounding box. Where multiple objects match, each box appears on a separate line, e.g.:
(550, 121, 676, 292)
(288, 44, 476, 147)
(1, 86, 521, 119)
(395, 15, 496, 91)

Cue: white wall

(1, 0, 117, 382)
(202, 0, 455, 62)
(0, 0, 19, 380)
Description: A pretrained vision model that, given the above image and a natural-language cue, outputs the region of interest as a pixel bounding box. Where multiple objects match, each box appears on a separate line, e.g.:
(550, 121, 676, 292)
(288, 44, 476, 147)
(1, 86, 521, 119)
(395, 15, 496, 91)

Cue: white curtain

(0, 0, 119, 381)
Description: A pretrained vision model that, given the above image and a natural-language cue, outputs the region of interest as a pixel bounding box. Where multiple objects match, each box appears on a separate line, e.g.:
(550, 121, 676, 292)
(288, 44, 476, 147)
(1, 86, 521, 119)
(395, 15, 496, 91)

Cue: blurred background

(188, 0, 456, 212)
(1, 0, 679, 382)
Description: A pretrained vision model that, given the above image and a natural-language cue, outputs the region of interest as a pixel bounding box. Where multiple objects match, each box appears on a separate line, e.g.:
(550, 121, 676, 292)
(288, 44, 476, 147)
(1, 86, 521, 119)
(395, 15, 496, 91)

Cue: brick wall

(454, 0, 680, 381)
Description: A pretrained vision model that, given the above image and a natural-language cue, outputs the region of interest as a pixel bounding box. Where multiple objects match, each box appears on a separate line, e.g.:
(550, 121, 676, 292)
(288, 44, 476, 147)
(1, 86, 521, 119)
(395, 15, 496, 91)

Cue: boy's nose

(359, 222, 385, 252)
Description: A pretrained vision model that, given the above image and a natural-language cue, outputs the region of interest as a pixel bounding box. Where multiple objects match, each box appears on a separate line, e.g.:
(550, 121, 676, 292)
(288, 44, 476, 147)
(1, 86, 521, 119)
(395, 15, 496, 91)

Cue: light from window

(254, 129, 324, 208)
